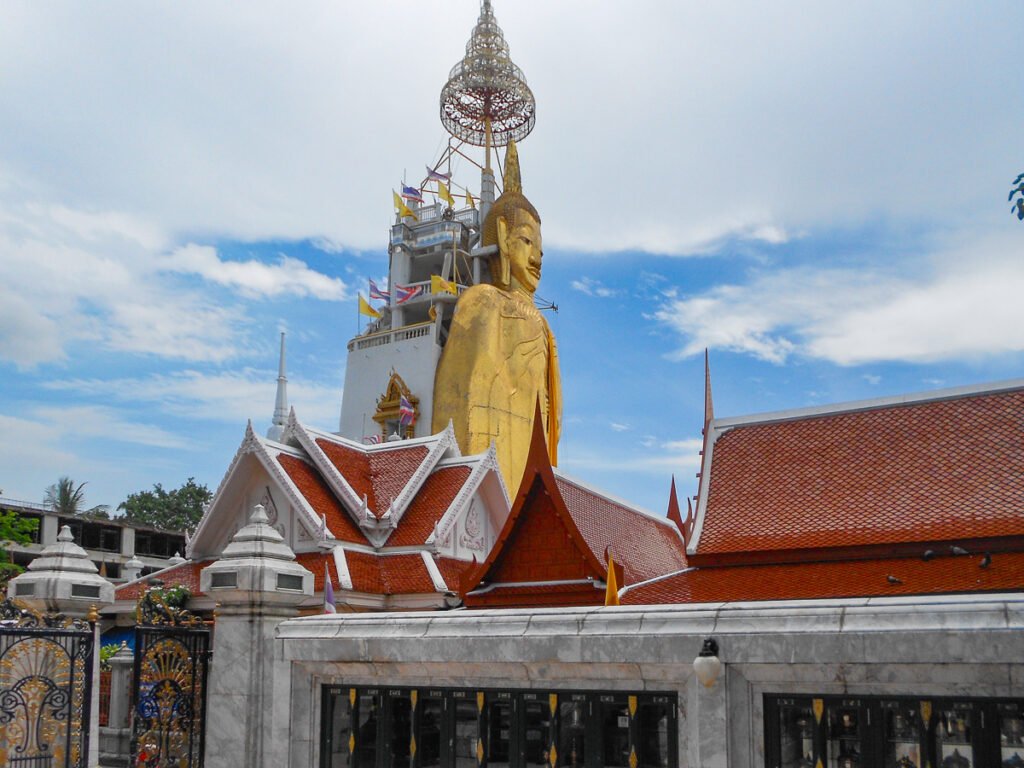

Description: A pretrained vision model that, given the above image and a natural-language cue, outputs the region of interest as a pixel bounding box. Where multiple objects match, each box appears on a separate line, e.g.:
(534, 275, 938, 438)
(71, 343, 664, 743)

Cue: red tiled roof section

(487, 488, 596, 584)
(295, 551, 336, 591)
(114, 560, 211, 601)
(556, 476, 687, 586)
(388, 466, 472, 546)
(468, 582, 605, 608)
(622, 551, 1024, 605)
(276, 454, 369, 545)
(316, 438, 429, 517)
(346, 551, 437, 594)
(699, 390, 1024, 555)
(435, 557, 476, 591)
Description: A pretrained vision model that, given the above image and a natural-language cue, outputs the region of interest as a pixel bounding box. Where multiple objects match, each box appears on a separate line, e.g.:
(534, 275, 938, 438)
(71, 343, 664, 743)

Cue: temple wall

(276, 594, 1024, 768)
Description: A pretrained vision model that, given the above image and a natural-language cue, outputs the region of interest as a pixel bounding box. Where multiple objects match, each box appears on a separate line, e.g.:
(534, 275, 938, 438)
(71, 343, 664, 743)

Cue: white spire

(267, 331, 288, 441)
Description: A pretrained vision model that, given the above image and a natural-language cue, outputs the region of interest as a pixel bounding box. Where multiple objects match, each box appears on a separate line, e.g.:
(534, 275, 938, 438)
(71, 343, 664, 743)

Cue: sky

(2, 1, 1023, 518)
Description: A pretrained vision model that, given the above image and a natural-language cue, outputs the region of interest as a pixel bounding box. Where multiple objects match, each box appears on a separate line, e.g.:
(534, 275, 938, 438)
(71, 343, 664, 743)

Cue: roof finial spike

(666, 476, 685, 534)
(504, 140, 522, 194)
(703, 348, 714, 426)
(267, 331, 289, 441)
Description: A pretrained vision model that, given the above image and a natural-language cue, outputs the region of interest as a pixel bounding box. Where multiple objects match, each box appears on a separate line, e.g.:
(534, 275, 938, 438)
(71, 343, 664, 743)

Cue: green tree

(0, 508, 40, 591)
(118, 478, 212, 531)
(1010, 173, 1024, 220)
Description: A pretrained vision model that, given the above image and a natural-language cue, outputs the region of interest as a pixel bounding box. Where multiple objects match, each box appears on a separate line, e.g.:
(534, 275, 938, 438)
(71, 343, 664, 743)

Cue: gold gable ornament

(373, 371, 419, 440)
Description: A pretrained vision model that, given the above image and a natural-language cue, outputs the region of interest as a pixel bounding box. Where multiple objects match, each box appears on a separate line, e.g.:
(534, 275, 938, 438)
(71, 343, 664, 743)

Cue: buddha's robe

(432, 283, 561, 495)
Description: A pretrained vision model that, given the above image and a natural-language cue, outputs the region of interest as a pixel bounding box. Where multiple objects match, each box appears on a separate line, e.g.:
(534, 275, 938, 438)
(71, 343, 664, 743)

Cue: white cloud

(46, 369, 342, 430)
(30, 406, 191, 450)
(0, 3, 1017, 256)
(0, 200, 345, 368)
(571, 277, 619, 298)
(561, 436, 702, 475)
(655, 233, 1024, 366)
(862, 374, 882, 385)
(609, 422, 630, 432)
(163, 244, 348, 301)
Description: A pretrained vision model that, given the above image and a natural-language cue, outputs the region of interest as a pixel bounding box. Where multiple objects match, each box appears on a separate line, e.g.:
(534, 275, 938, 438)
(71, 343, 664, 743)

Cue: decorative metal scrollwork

(135, 588, 203, 628)
(131, 625, 210, 768)
(0, 598, 91, 631)
(0, 600, 94, 767)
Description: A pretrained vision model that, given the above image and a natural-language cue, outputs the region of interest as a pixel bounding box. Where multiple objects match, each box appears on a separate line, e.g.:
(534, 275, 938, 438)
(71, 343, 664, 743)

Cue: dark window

(388, 690, 412, 768)
(638, 698, 674, 768)
(452, 693, 480, 768)
(765, 694, 1018, 768)
(557, 696, 587, 768)
(773, 698, 815, 768)
(416, 694, 444, 768)
(485, 694, 512, 768)
(135, 531, 186, 558)
(321, 687, 677, 768)
(62, 519, 121, 552)
(322, 687, 353, 768)
(599, 695, 631, 768)
(521, 693, 552, 768)
(356, 691, 381, 768)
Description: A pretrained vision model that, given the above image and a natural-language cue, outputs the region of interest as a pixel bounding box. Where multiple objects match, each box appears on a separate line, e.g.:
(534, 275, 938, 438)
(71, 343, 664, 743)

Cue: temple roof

(622, 550, 1024, 605)
(690, 379, 1024, 565)
(610, 379, 1024, 607)
(460, 404, 687, 608)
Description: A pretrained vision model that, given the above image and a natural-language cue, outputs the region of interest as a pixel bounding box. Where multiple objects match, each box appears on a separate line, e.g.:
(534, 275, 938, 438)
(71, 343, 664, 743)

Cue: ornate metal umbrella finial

(440, 0, 536, 147)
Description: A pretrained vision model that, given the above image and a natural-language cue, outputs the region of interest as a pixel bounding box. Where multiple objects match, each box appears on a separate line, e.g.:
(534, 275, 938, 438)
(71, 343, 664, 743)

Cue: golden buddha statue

(432, 141, 561, 494)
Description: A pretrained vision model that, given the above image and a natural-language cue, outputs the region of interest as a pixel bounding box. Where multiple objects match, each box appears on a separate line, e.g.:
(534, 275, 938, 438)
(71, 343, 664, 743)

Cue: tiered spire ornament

(440, 0, 536, 148)
(267, 332, 288, 442)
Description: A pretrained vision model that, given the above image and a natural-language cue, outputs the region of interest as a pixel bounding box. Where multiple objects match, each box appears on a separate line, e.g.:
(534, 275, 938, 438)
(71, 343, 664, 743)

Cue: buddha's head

(482, 141, 543, 296)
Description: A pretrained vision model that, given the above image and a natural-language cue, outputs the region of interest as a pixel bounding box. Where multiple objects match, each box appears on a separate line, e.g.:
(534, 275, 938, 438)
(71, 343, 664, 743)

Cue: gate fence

(129, 594, 210, 768)
(0, 599, 94, 768)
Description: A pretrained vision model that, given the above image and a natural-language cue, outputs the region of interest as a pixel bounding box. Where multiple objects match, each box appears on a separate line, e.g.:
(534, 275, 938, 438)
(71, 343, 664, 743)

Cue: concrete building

(0, 496, 187, 581)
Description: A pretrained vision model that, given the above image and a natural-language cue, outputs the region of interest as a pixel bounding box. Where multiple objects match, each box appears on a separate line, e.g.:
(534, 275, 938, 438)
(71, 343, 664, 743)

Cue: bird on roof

(979, 553, 992, 569)
(886, 575, 903, 585)
(950, 545, 970, 556)
(922, 549, 937, 561)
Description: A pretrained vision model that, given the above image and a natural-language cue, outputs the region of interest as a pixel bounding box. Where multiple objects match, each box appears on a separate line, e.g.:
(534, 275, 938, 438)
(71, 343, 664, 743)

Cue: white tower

(338, 0, 536, 444)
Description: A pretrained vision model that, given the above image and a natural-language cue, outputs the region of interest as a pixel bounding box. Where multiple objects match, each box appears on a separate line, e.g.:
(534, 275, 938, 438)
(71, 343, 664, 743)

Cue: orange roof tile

(114, 560, 211, 602)
(697, 388, 1024, 557)
(295, 551, 338, 591)
(345, 551, 437, 595)
(276, 453, 369, 544)
(622, 551, 1024, 605)
(556, 476, 687, 585)
(434, 556, 475, 591)
(468, 581, 605, 608)
(315, 438, 428, 517)
(388, 465, 472, 546)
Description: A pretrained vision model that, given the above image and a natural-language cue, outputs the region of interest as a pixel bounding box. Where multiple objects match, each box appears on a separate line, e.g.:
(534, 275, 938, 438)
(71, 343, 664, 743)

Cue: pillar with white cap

(200, 503, 313, 768)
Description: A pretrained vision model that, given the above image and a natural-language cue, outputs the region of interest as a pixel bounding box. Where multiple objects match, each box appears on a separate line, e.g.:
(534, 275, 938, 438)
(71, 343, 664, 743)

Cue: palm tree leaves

(1010, 173, 1024, 220)
(43, 476, 88, 516)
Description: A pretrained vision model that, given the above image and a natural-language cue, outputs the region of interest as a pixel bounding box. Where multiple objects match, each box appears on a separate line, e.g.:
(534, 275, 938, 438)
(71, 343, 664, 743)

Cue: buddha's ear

(495, 215, 511, 286)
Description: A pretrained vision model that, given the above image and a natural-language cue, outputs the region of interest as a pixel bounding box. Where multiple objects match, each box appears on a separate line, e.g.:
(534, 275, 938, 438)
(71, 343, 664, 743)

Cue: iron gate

(0, 599, 94, 768)
(129, 597, 210, 768)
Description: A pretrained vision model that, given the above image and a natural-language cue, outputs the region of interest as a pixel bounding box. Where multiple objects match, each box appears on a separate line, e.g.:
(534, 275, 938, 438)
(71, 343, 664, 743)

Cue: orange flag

(605, 551, 620, 606)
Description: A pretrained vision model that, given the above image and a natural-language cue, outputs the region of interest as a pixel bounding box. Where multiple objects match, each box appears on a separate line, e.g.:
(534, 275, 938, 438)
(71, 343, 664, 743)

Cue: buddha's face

(502, 211, 543, 296)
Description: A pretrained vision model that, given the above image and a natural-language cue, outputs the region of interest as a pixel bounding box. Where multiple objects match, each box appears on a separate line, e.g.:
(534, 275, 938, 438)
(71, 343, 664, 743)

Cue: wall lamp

(693, 637, 721, 688)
